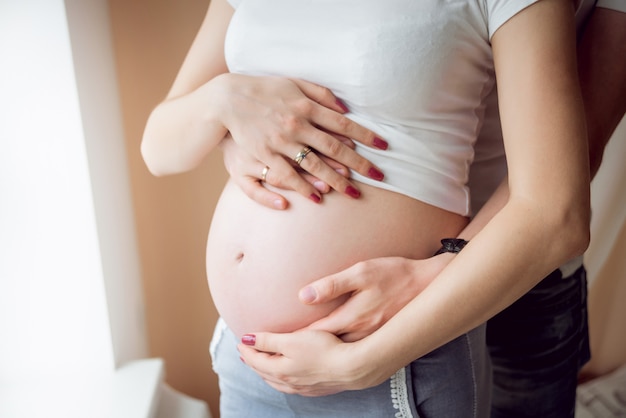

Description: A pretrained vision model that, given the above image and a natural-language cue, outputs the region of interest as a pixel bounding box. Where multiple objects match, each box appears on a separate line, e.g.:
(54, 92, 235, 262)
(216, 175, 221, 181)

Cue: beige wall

(107, 1, 224, 416)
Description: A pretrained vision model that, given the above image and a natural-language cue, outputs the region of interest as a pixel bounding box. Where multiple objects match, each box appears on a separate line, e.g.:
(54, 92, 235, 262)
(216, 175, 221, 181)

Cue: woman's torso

(206, 181, 466, 338)
(224, 0, 511, 216)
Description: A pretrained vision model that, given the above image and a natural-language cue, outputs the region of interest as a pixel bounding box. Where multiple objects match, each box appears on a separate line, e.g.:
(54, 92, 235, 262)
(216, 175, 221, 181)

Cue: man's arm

(458, 6, 626, 241)
(299, 5, 626, 342)
(304, 34, 626, 336)
(578, 6, 626, 178)
(577, 4, 626, 382)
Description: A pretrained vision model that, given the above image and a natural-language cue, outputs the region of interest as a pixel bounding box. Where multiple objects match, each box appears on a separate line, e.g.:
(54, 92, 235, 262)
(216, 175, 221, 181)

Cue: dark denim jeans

(487, 266, 590, 418)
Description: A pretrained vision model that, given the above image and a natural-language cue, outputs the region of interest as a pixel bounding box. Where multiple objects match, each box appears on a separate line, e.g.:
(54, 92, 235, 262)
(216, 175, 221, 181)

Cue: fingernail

(313, 181, 329, 193)
(273, 199, 287, 210)
(242, 334, 256, 346)
(335, 98, 349, 113)
(368, 167, 384, 181)
(299, 286, 318, 303)
(335, 167, 348, 176)
(309, 193, 321, 203)
(373, 137, 388, 150)
(345, 185, 361, 198)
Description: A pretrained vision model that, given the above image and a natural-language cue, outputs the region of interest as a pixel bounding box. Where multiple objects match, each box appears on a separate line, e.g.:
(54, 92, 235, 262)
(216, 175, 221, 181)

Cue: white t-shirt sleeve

(486, 0, 541, 39)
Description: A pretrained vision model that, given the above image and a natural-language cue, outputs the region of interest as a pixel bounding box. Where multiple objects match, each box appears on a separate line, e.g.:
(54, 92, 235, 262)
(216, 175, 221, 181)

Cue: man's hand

(299, 254, 455, 341)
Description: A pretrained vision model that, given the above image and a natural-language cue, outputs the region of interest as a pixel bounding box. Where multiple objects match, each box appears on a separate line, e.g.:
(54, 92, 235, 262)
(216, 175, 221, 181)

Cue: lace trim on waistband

(390, 367, 414, 418)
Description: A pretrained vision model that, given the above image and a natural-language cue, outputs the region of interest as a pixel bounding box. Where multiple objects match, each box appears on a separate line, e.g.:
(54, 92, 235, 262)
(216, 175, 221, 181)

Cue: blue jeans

(210, 318, 492, 418)
(487, 266, 590, 418)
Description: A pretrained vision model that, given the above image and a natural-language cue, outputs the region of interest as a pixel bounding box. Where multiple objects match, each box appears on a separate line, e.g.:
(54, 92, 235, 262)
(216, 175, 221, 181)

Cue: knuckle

(280, 114, 303, 134)
(325, 278, 338, 298)
(276, 372, 295, 385)
(354, 156, 371, 174)
(352, 260, 370, 276)
(275, 135, 294, 151)
(303, 155, 323, 173)
(363, 129, 376, 143)
(302, 99, 316, 114)
(266, 170, 291, 189)
(257, 136, 277, 155)
(286, 174, 311, 196)
(294, 98, 314, 115)
(326, 138, 344, 157)
(273, 175, 288, 189)
(319, 87, 335, 102)
(336, 115, 353, 132)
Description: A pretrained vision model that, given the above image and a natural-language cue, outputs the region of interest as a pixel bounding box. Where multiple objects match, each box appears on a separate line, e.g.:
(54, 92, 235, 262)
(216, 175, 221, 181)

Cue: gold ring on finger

(293, 146, 313, 166)
(261, 166, 269, 182)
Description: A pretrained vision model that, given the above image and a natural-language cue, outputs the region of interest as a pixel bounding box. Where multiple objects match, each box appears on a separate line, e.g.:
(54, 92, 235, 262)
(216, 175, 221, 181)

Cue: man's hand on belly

(297, 254, 454, 342)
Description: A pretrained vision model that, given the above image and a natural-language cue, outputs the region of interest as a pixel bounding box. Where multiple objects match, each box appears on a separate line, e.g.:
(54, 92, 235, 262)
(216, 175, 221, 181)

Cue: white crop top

(224, 0, 538, 216)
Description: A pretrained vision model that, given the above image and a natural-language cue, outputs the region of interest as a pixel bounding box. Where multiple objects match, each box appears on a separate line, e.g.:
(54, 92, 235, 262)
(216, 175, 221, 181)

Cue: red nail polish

(310, 193, 321, 203)
(335, 99, 349, 113)
(345, 185, 361, 199)
(368, 167, 384, 181)
(373, 137, 388, 150)
(242, 334, 256, 346)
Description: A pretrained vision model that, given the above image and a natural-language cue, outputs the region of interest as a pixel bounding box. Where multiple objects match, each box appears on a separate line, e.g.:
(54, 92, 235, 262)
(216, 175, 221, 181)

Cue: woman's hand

(299, 255, 455, 341)
(215, 74, 388, 202)
(219, 136, 351, 209)
(238, 329, 382, 397)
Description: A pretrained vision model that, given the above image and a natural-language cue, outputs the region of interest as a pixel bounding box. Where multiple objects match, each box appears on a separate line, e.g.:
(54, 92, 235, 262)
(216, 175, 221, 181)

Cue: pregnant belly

(206, 179, 466, 338)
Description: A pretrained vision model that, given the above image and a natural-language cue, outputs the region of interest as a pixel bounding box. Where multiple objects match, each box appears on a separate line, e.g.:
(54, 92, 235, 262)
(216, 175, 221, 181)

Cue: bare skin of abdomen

(206, 179, 467, 338)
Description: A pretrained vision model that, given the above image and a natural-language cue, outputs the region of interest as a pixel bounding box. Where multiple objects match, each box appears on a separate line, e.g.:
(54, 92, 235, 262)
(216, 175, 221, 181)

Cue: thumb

(240, 331, 285, 355)
(299, 270, 357, 305)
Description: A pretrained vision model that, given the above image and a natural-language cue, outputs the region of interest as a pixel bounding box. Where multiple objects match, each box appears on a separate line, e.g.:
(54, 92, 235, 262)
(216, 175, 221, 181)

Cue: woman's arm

(141, 0, 388, 202)
(238, 0, 591, 395)
(141, 0, 233, 174)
